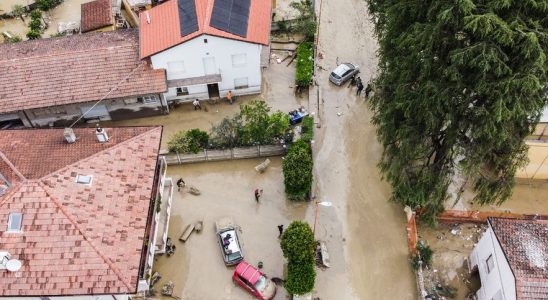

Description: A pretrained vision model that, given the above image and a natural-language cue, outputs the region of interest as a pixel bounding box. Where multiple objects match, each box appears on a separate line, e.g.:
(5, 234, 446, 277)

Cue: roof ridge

(1, 43, 137, 64)
(36, 180, 133, 290)
(0, 150, 26, 181)
(38, 127, 162, 181)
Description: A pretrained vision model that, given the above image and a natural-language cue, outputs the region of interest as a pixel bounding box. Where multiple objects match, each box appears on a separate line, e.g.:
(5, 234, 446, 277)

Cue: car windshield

(254, 275, 268, 292)
(228, 251, 242, 262)
(331, 72, 341, 79)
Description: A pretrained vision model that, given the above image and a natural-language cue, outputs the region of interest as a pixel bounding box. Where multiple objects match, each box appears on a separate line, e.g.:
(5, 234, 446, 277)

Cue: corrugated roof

(0, 127, 162, 296)
(489, 218, 548, 299)
(81, 0, 114, 33)
(139, 0, 271, 58)
(0, 29, 167, 114)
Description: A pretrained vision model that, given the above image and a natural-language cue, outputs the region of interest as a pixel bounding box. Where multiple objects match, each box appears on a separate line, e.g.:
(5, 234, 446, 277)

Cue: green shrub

(185, 128, 209, 153)
(283, 140, 313, 200)
(285, 260, 316, 295)
(301, 116, 314, 142)
(289, 0, 317, 41)
(35, 0, 57, 11)
(30, 9, 42, 19)
(11, 5, 25, 18)
(3, 33, 22, 43)
(410, 241, 434, 270)
(280, 221, 316, 295)
(295, 42, 314, 87)
(26, 29, 41, 40)
(167, 129, 209, 154)
(29, 18, 42, 31)
(209, 115, 244, 149)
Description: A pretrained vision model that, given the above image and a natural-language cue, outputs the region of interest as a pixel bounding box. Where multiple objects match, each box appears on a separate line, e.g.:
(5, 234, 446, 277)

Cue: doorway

(207, 83, 220, 98)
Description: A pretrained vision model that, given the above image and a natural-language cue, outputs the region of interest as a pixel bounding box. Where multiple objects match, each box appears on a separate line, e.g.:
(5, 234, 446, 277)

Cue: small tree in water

(280, 221, 316, 295)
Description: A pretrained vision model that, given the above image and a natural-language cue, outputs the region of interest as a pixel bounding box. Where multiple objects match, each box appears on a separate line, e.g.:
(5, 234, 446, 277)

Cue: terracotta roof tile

(139, 0, 272, 58)
(489, 218, 548, 299)
(0, 30, 167, 114)
(81, 0, 114, 33)
(0, 127, 162, 296)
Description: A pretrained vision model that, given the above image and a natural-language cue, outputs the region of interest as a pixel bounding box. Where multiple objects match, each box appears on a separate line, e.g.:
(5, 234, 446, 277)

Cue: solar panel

(178, 0, 199, 37)
(210, 0, 250, 38)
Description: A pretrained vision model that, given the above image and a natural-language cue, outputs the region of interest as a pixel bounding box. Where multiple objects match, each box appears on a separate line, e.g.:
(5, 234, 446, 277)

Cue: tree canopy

(366, 0, 548, 223)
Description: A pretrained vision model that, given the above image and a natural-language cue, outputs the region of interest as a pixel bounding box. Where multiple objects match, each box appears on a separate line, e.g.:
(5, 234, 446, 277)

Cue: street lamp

(313, 201, 332, 237)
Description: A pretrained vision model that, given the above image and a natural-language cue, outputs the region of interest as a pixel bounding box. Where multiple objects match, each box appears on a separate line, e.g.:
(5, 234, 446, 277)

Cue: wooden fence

(162, 144, 286, 165)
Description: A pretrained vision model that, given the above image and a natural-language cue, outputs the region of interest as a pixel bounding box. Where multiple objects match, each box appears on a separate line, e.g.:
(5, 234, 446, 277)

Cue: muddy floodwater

(153, 158, 308, 299)
(0, 0, 88, 40)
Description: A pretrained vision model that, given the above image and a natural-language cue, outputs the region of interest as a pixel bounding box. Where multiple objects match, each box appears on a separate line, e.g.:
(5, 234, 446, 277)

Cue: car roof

(333, 63, 351, 75)
(221, 230, 241, 253)
(235, 261, 264, 285)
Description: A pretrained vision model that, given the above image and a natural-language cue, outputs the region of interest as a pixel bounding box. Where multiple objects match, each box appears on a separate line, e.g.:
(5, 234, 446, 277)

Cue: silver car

(216, 218, 244, 266)
(329, 63, 360, 85)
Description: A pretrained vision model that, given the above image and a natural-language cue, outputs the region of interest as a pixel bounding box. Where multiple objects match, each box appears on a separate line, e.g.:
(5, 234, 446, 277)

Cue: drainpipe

(21, 110, 35, 128)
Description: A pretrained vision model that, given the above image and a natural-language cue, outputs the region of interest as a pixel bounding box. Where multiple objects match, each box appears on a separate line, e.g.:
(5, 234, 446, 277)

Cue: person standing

(254, 188, 263, 202)
(226, 90, 233, 105)
(356, 81, 364, 96)
(193, 99, 201, 110)
(176, 178, 185, 191)
(277, 225, 284, 238)
(365, 83, 373, 98)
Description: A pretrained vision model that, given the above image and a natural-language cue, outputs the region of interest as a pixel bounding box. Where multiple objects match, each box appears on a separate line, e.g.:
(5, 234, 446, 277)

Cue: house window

(167, 61, 185, 75)
(176, 87, 189, 96)
(234, 77, 249, 89)
(76, 174, 93, 185)
(7, 212, 23, 232)
(486, 254, 495, 273)
(138, 95, 159, 104)
(232, 54, 247, 67)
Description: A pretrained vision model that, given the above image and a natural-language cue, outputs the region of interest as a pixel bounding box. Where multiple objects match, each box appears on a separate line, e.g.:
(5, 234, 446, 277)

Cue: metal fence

(162, 145, 286, 165)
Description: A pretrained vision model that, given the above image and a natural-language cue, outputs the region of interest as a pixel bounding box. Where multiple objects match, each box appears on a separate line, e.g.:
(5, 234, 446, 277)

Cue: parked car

(215, 218, 244, 266)
(329, 63, 360, 85)
(233, 261, 277, 300)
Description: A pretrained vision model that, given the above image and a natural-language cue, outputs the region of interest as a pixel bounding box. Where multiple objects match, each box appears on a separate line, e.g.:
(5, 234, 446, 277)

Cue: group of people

(192, 90, 234, 110)
(351, 76, 373, 98)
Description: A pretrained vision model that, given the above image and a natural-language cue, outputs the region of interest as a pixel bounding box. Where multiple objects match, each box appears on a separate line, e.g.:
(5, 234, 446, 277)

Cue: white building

(469, 217, 548, 300)
(139, 0, 271, 102)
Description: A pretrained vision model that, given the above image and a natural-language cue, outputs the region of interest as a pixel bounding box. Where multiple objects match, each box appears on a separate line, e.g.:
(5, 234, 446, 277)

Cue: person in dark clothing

(365, 83, 373, 98)
(254, 188, 263, 202)
(277, 225, 284, 238)
(176, 178, 185, 191)
(356, 81, 364, 96)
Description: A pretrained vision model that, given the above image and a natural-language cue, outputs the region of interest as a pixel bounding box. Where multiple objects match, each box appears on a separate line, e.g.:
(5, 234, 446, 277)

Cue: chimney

(64, 128, 76, 143)
(95, 127, 109, 143)
(0, 252, 22, 272)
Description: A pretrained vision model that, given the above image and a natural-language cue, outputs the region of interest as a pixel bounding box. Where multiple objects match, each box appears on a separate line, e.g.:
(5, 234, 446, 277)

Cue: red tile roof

(81, 0, 114, 33)
(139, 0, 272, 58)
(0, 29, 167, 114)
(0, 127, 162, 296)
(489, 218, 548, 299)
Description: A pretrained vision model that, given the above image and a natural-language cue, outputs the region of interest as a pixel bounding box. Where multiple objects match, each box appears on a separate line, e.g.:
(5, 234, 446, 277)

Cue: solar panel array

(210, 0, 251, 38)
(178, 0, 199, 37)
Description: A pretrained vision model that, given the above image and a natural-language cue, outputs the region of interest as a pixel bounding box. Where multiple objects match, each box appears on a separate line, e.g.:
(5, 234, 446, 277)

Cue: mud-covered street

(310, 0, 417, 298)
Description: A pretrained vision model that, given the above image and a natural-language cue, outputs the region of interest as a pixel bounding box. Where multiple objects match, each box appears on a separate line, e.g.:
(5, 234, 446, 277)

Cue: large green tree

(367, 0, 548, 223)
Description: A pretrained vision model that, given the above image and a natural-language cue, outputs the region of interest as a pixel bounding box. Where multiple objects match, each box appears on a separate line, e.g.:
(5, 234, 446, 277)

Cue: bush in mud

(239, 100, 292, 146)
(35, 0, 58, 11)
(209, 115, 244, 149)
(283, 140, 313, 200)
(410, 241, 433, 270)
(26, 29, 41, 40)
(300, 116, 314, 143)
(295, 42, 314, 87)
(167, 129, 209, 154)
(280, 221, 316, 295)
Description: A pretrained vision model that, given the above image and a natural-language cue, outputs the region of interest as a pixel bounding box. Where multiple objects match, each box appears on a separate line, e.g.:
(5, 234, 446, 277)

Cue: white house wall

(150, 34, 262, 101)
(469, 227, 516, 300)
(4, 295, 129, 300)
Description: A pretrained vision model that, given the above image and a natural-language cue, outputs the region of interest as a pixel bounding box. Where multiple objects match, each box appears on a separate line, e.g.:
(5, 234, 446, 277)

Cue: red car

(232, 261, 277, 300)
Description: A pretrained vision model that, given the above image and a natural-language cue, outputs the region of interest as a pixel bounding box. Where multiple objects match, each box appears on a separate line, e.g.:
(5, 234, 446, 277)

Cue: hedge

(167, 129, 209, 154)
(295, 42, 314, 87)
(283, 140, 313, 200)
(300, 116, 314, 143)
(280, 221, 316, 295)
